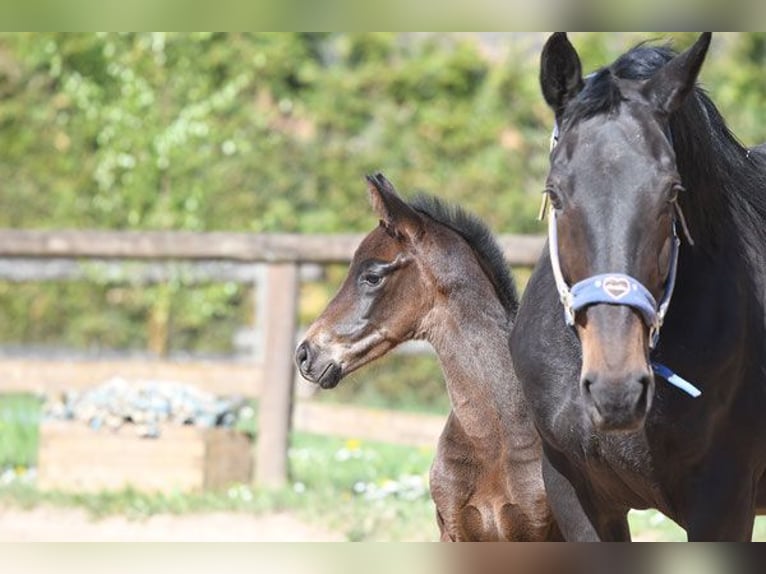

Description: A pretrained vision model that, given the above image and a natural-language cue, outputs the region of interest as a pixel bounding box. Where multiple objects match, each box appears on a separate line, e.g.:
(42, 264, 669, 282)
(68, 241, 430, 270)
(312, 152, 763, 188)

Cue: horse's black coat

(512, 33, 766, 541)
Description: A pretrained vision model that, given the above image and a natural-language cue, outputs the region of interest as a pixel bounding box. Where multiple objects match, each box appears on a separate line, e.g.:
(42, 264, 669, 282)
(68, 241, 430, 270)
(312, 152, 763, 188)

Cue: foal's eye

(360, 272, 383, 287)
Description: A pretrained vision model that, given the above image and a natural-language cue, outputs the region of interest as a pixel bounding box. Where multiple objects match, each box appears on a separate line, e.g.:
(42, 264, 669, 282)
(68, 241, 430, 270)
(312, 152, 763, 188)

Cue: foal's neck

(426, 289, 537, 453)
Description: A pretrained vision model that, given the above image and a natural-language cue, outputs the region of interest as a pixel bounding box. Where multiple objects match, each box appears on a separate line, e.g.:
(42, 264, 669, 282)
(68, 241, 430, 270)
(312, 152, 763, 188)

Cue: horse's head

(295, 173, 433, 389)
(539, 33, 711, 431)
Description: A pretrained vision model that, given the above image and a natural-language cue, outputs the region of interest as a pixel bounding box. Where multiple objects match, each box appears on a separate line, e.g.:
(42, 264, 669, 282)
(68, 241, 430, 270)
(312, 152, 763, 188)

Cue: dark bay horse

(295, 173, 560, 541)
(511, 32, 766, 540)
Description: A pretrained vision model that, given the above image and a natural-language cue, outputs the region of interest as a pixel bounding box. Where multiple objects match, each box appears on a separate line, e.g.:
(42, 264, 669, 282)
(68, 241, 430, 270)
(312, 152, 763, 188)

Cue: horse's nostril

(581, 375, 594, 397)
(636, 373, 652, 408)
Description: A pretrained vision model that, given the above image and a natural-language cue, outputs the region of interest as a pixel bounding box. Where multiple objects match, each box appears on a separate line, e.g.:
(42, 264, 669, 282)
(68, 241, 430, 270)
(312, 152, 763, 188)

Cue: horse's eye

(669, 183, 685, 204)
(545, 187, 563, 210)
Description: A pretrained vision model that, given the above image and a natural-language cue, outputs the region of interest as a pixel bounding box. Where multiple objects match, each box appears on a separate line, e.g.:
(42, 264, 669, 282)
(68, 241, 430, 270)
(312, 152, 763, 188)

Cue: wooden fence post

(254, 262, 299, 488)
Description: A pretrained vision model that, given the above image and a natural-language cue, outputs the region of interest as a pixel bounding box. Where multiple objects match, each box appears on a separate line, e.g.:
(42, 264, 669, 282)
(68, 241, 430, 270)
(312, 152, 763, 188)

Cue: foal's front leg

(542, 448, 631, 541)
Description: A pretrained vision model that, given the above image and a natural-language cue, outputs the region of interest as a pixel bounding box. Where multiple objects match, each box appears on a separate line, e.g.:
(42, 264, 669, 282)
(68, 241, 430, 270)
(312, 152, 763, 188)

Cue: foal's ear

(366, 173, 423, 241)
(642, 32, 712, 115)
(540, 32, 584, 118)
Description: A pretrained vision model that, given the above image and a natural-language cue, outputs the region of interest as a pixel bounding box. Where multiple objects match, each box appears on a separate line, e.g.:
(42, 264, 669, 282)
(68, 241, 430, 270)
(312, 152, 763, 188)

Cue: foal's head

(539, 33, 711, 431)
(296, 174, 456, 388)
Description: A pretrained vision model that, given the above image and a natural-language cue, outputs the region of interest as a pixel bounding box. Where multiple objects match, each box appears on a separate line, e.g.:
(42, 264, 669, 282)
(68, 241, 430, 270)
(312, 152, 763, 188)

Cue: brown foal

(295, 173, 560, 541)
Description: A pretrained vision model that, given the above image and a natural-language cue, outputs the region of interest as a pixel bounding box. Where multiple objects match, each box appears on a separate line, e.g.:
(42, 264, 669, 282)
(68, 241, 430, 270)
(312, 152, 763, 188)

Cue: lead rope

(651, 202, 700, 397)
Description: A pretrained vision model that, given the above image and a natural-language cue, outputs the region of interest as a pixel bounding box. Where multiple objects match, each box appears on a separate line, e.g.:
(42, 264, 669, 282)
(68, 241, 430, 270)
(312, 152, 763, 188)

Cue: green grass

(0, 431, 437, 541)
(0, 393, 42, 468)
(1, 393, 765, 541)
(0, 393, 437, 540)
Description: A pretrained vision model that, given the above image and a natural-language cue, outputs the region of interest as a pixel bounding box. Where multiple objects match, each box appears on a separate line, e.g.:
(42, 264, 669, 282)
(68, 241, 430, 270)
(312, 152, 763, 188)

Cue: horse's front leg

(756, 473, 766, 515)
(683, 457, 756, 541)
(542, 448, 631, 541)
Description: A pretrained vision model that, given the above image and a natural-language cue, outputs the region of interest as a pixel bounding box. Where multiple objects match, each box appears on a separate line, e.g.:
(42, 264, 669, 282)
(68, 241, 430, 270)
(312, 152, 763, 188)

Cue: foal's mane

(409, 194, 519, 316)
(562, 40, 766, 261)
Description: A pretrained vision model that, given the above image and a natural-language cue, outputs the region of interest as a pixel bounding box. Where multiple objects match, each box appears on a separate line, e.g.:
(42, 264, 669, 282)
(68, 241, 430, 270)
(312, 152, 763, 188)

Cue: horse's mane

(563, 41, 766, 262)
(409, 194, 519, 317)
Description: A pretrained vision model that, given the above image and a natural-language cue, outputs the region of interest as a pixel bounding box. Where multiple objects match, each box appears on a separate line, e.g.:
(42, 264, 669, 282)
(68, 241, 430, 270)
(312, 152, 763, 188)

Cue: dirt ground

(0, 506, 345, 542)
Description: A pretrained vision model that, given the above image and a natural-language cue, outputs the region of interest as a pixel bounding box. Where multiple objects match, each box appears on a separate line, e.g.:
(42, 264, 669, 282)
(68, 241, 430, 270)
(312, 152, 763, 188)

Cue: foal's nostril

(295, 341, 311, 372)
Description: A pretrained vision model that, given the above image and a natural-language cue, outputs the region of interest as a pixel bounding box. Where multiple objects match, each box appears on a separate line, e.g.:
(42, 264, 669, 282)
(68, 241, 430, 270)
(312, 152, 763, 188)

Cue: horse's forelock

(563, 44, 678, 127)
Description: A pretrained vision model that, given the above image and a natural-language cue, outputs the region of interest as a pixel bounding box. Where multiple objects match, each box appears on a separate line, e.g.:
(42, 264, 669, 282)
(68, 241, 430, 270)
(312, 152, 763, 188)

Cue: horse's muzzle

(580, 369, 653, 432)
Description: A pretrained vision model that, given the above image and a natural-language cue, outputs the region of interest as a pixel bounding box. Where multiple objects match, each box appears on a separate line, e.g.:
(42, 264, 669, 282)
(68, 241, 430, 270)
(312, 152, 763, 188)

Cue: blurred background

(0, 32, 765, 541)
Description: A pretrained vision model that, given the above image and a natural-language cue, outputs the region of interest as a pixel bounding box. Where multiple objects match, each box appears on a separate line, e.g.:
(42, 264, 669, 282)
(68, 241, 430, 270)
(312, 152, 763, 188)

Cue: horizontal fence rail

(0, 258, 267, 283)
(0, 229, 546, 265)
(0, 228, 545, 488)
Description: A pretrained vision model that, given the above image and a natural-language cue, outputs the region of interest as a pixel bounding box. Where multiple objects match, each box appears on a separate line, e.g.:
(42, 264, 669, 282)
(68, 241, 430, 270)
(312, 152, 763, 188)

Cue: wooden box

(37, 421, 253, 493)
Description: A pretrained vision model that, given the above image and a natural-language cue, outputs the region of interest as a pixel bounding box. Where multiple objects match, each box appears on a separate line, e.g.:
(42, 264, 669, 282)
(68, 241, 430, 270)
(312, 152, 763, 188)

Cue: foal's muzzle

(294, 341, 343, 389)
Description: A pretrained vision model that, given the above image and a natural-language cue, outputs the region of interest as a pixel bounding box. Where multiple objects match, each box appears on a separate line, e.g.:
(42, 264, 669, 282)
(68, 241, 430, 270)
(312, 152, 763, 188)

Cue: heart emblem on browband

(601, 276, 632, 300)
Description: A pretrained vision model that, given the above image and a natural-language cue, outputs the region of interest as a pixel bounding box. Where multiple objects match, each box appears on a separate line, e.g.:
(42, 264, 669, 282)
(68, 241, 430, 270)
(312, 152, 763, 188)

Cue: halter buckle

(561, 290, 575, 326)
(538, 192, 550, 221)
(649, 324, 660, 350)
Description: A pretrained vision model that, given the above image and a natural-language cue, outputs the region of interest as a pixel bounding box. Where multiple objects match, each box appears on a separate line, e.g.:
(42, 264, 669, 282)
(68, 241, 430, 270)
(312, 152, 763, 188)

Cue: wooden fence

(0, 229, 545, 487)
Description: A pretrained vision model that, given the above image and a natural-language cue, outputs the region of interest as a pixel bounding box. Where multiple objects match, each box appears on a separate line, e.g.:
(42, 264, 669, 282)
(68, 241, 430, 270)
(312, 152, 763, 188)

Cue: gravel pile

(43, 377, 246, 437)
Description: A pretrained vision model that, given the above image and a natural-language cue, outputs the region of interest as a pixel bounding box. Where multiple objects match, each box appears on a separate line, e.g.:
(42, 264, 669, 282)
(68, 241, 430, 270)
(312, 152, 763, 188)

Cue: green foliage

(0, 279, 246, 355)
(706, 33, 766, 146)
(0, 33, 558, 232)
(3, 33, 764, 234)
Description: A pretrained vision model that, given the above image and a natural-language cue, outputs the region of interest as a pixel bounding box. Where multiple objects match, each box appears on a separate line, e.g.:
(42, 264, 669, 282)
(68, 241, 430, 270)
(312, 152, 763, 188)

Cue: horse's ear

(366, 173, 423, 241)
(642, 32, 712, 115)
(540, 32, 584, 118)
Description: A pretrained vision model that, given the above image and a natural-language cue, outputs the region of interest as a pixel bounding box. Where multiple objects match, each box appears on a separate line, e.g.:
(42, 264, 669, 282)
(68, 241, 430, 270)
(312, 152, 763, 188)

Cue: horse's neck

(426, 297, 538, 454)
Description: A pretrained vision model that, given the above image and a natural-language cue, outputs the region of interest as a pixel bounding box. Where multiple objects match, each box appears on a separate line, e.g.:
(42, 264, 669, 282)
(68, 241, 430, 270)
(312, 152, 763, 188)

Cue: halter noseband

(543, 122, 701, 398)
